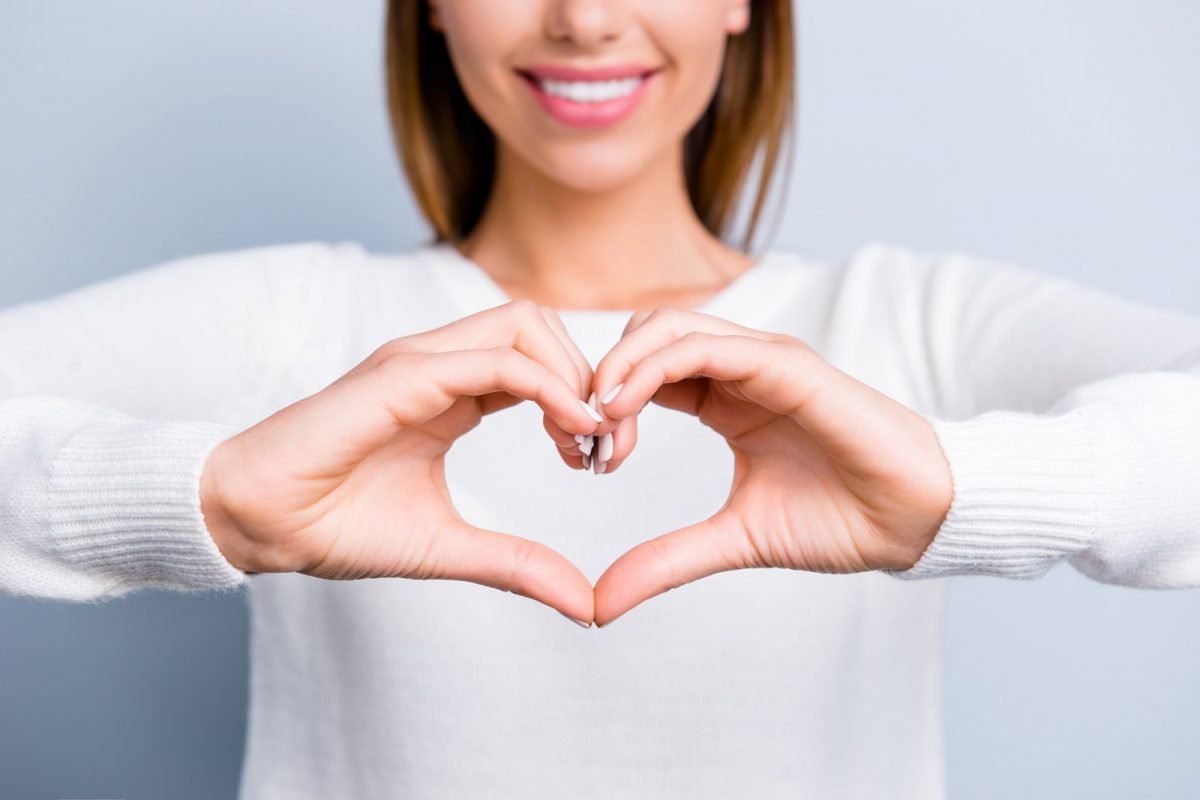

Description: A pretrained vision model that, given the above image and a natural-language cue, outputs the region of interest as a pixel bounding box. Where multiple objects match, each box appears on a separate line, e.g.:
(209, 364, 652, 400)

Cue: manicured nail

(582, 452, 591, 470)
(597, 432, 613, 462)
(600, 383, 624, 404)
(579, 435, 594, 456)
(559, 612, 592, 629)
(574, 434, 584, 444)
(579, 397, 603, 423)
(596, 460, 607, 474)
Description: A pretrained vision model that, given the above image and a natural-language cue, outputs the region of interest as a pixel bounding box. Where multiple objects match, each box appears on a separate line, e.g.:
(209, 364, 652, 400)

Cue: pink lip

(516, 65, 660, 130)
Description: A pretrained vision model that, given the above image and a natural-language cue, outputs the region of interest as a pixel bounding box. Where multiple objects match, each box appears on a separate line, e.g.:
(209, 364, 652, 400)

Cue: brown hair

(385, 1, 795, 252)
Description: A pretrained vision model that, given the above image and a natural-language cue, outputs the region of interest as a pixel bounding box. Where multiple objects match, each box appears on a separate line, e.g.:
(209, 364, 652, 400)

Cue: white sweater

(2, 240, 1199, 798)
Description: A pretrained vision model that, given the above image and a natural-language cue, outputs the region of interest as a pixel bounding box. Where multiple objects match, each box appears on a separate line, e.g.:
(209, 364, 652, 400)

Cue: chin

(527, 142, 660, 194)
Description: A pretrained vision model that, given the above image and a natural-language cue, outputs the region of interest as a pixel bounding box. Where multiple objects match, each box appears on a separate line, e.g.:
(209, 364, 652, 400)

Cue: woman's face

(429, 0, 750, 193)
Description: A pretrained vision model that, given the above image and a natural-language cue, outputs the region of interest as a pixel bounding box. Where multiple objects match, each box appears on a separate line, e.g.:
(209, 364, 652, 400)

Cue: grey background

(1, 1, 1197, 797)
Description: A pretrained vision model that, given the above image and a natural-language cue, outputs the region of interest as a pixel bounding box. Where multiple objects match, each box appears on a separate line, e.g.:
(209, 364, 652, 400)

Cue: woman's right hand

(199, 300, 602, 624)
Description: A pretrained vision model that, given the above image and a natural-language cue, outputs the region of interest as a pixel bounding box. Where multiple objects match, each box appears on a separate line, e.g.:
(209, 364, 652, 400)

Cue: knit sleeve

(880, 246, 1200, 587)
(0, 244, 329, 600)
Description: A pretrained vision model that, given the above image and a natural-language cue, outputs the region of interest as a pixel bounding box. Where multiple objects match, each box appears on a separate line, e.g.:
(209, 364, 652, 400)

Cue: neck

(456, 141, 752, 311)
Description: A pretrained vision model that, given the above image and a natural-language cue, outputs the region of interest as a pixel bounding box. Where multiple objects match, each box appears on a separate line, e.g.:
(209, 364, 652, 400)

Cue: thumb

(592, 512, 754, 628)
(435, 522, 595, 625)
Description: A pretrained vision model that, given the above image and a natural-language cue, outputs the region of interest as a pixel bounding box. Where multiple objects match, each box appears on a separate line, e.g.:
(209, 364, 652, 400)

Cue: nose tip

(546, 0, 626, 46)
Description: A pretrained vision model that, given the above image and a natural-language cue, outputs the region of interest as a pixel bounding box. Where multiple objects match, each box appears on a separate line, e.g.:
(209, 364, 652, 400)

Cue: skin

(202, 0, 954, 629)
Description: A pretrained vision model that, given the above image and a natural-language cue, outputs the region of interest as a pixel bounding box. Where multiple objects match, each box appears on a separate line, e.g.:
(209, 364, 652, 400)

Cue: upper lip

(517, 63, 659, 82)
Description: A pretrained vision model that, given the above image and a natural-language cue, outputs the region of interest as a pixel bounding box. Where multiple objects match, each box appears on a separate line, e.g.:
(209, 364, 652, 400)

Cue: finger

(592, 512, 758, 627)
(284, 346, 602, 477)
(610, 331, 886, 472)
(438, 522, 595, 624)
(407, 300, 589, 400)
(543, 412, 588, 471)
(592, 307, 780, 417)
(598, 332, 813, 423)
(421, 347, 602, 435)
(537, 304, 594, 400)
(591, 413, 636, 474)
(642, 377, 710, 418)
(537, 305, 596, 469)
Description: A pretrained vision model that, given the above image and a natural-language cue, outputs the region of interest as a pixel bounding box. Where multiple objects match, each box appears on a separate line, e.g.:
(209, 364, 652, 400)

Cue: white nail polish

(574, 434, 584, 444)
(596, 460, 607, 474)
(579, 434, 594, 456)
(600, 383, 624, 404)
(579, 397, 603, 423)
(592, 453, 603, 474)
(559, 611, 592, 628)
(597, 431, 613, 462)
(582, 452, 591, 470)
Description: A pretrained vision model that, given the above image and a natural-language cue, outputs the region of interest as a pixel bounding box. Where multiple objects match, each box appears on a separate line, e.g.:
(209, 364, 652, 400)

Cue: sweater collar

(423, 240, 787, 326)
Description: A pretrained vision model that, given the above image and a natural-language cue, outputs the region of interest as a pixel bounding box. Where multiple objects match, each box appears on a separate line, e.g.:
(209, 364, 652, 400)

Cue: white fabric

(2, 239, 1199, 798)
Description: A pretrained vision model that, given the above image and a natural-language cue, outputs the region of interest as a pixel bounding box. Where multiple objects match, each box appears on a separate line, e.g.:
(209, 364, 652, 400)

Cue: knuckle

(368, 337, 412, 365)
(508, 297, 542, 322)
(649, 305, 678, 322)
(508, 538, 540, 597)
(781, 333, 813, 352)
(647, 538, 680, 590)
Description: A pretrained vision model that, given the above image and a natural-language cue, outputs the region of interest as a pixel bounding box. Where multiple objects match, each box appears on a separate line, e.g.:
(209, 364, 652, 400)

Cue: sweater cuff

(48, 417, 249, 595)
(883, 408, 1099, 580)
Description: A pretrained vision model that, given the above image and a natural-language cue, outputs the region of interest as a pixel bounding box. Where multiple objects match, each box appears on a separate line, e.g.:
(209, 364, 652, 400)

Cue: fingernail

(579, 435, 594, 456)
(596, 459, 607, 474)
(574, 434, 584, 444)
(600, 383, 624, 404)
(579, 397, 603, 423)
(559, 612, 592, 629)
(597, 432, 613, 462)
(582, 452, 591, 470)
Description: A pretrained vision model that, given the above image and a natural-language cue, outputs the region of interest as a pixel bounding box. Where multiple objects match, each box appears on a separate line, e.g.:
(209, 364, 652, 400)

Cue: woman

(2, 1, 1199, 796)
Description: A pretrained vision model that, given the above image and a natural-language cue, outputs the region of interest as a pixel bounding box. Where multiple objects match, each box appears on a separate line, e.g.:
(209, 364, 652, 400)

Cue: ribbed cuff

(883, 408, 1100, 580)
(48, 417, 249, 594)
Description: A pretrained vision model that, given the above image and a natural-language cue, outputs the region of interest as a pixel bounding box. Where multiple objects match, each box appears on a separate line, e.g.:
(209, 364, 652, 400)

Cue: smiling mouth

(515, 68, 659, 105)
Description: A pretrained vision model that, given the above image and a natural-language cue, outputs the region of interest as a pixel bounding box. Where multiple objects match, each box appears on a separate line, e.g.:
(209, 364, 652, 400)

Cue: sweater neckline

(424, 240, 788, 327)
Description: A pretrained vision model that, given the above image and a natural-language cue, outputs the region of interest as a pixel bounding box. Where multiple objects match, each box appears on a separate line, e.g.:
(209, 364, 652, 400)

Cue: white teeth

(538, 76, 643, 104)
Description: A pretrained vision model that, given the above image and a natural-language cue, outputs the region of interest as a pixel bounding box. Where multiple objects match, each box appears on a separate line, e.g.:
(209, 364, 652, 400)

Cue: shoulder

(4, 241, 359, 317)
(115, 239, 370, 296)
(53, 239, 449, 310)
(769, 240, 1080, 321)
(829, 240, 1060, 296)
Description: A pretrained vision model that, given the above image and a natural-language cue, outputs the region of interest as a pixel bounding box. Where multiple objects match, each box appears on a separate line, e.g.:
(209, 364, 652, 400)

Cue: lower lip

(519, 72, 656, 129)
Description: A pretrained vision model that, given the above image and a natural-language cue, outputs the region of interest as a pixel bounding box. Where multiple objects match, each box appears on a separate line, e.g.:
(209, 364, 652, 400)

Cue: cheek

(437, 5, 528, 128)
(647, 9, 731, 130)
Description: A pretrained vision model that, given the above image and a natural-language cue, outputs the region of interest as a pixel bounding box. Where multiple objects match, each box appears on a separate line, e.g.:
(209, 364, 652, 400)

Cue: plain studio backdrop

(2, 2, 1198, 797)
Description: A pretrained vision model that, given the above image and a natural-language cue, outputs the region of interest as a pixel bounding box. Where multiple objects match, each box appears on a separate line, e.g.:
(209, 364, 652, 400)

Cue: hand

(585, 307, 954, 627)
(200, 300, 602, 625)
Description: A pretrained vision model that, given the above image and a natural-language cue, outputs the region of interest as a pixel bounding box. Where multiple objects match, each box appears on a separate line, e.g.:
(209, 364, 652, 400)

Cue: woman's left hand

(586, 307, 955, 627)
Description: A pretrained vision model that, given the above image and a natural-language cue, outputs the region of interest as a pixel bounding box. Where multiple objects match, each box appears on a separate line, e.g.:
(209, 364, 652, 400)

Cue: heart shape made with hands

(206, 301, 954, 632)
(525, 305, 954, 629)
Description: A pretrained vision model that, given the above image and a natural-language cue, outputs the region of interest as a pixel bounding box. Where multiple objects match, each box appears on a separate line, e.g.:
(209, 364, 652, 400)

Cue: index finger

(591, 307, 782, 414)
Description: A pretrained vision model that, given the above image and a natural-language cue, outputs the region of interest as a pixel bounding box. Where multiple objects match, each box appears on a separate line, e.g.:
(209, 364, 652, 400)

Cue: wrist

(200, 438, 258, 574)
